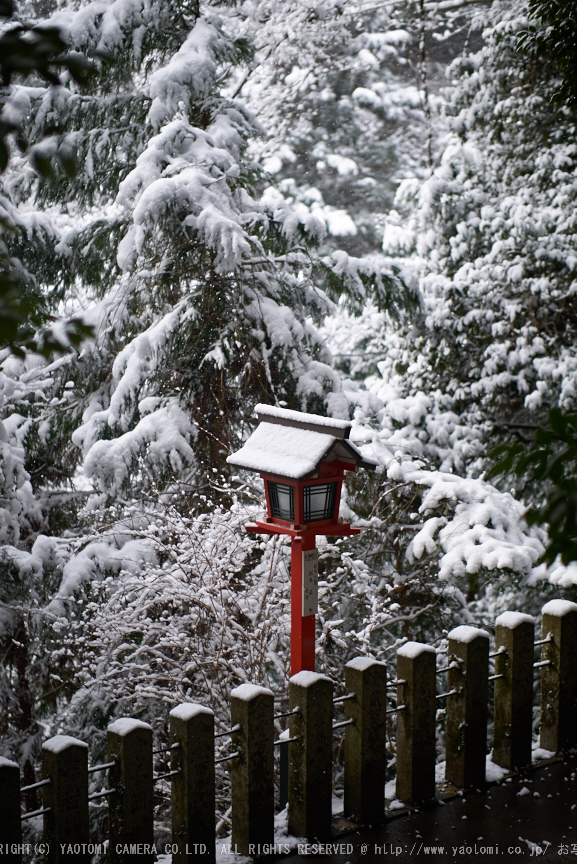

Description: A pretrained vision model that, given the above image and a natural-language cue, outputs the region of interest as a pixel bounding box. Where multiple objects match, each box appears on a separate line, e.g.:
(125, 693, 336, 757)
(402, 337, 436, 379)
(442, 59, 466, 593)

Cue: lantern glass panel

(303, 482, 337, 522)
(268, 481, 295, 521)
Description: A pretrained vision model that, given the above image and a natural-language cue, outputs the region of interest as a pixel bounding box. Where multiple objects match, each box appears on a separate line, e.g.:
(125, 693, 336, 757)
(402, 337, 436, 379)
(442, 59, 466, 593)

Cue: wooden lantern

(227, 404, 376, 673)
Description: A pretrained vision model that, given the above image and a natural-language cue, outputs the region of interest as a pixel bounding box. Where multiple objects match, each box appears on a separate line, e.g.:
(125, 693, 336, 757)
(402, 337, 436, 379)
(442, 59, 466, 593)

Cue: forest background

(1, 0, 577, 839)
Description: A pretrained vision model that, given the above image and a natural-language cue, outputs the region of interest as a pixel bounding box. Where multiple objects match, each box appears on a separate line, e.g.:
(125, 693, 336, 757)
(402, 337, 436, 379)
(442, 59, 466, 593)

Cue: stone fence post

(42, 735, 89, 864)
(107, 718, 154, 864)
(395, 642, 436, 804)
(539, 599, 577, 752)
(230, 684, 274, 855)
(343, 657, 387, 824)
(0, 757, 22, 864)
(445, 625, 489, 789)
(288, 671, 333, 842)
(170, 703, 215, 864)
(492, 612, 534, 770)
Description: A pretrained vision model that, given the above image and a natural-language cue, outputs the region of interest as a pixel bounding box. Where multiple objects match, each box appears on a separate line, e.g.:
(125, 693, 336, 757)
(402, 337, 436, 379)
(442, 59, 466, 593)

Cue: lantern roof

(226, 404, 378, 481)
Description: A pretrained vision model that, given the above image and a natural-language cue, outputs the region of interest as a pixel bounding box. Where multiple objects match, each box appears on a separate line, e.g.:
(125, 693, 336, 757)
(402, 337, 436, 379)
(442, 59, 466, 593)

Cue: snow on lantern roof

(254, 403, 352, 438)
(226, 405, 377, 481)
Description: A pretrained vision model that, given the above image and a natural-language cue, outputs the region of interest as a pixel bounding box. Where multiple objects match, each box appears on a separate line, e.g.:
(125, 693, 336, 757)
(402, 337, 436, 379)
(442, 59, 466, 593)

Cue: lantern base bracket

(245, 520, 361, 538)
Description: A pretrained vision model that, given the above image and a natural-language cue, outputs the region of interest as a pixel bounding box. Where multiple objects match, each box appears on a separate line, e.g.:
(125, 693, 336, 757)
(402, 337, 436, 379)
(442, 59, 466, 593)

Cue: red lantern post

(227, 405, 376, 675)
(291, 532, 316, 674)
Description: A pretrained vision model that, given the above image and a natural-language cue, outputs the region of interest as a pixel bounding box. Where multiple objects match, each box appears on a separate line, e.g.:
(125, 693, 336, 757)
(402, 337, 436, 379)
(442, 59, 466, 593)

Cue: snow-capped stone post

(170, 703, 215, 864)
(492, 612, 535, 770)
(288, 671, 333, 841)
(395, 642, 436, 804)
(42, 735, 89, 863)
(227, 404, 376, 675)
(539, 599, 577, 752)
(0, 757, 22, 862)
(445, 626, 490, 789)
(343, 657, 388, 823)
(230, 684, 274, 855)
(107, 719, 154, 864)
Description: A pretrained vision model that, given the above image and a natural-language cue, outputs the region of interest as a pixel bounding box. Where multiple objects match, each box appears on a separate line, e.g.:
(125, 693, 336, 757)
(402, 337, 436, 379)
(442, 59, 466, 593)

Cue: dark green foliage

(317, 256, 419, 321)
(0, 23, 85, 88)
(0, 0, 93, 356)
(523, 0, 577, 105)
(0, 0, 90, 171)
(491, 409, 577, 565)
(0, 249, 93, 356)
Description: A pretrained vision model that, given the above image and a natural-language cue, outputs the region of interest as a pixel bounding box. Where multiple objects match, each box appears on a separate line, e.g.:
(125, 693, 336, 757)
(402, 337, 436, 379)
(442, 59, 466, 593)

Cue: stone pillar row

(1, 600, 576, 861)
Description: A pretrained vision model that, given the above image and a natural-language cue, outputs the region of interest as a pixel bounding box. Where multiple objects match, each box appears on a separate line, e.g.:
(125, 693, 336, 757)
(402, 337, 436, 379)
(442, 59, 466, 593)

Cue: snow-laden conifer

(322, 0, 577, 613)
(339, 0, 577, 478)
(224, 0, 434, 256)
(0, 0, 416, 783)
(1, 0, 415, 506)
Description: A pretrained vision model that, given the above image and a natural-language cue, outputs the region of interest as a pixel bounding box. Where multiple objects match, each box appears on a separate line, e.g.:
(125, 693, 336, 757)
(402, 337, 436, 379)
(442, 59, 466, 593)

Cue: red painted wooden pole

(291, 533, 316, 675)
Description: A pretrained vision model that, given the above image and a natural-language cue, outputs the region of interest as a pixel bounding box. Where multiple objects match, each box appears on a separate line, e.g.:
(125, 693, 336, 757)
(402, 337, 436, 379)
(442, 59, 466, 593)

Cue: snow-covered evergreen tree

(0, 0, 416, 777)
(320, 0, 577, 623)
(1, 0, 415, 503)
(222, 0, 429, 257)
(340, 0, 577, 471)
